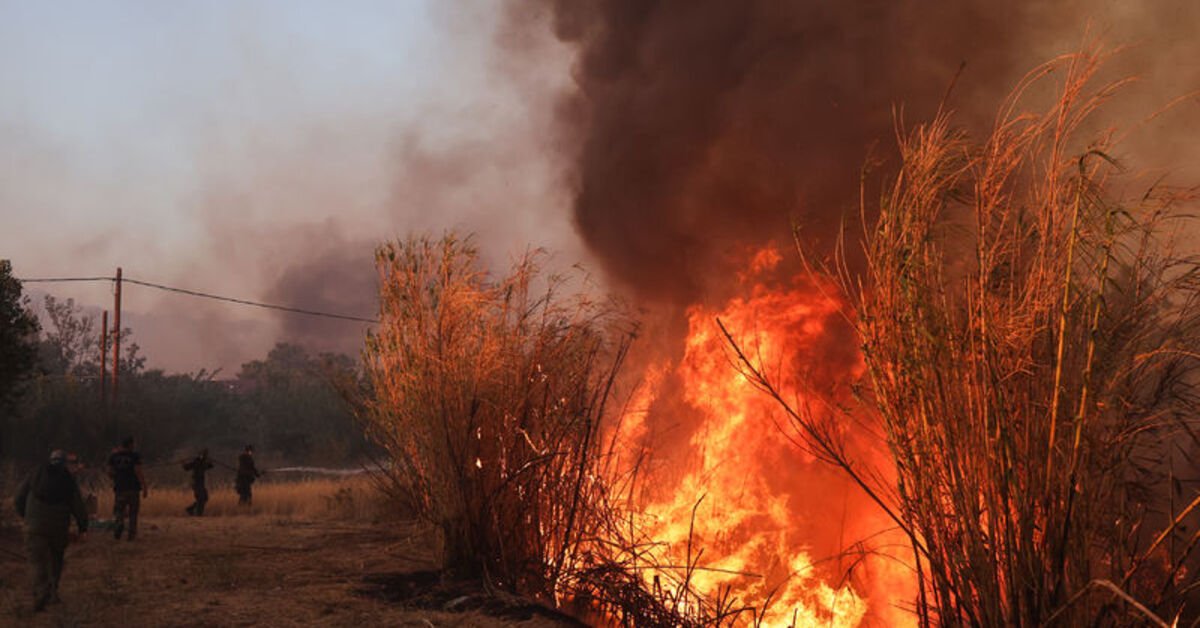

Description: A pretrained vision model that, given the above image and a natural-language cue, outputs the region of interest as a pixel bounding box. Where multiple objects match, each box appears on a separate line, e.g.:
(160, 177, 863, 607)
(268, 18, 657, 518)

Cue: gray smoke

(542, 0, 1200, 304)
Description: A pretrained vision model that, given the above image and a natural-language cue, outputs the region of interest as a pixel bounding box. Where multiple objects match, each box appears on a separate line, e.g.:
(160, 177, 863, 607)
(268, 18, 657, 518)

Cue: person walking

(182, 449, 213, 516)
(106, 437, 147, 541)
(235, 444, 261, 506)
(13, 450, 89, 612)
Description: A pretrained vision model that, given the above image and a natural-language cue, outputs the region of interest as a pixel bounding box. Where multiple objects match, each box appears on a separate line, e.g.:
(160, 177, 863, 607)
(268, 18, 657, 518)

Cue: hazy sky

(0, 1, 577, 374)
(3, 1, 1198, 376)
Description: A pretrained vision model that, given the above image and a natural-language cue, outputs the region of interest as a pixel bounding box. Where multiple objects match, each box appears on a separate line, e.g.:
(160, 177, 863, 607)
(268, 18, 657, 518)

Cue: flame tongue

(624, 249, 868, 627)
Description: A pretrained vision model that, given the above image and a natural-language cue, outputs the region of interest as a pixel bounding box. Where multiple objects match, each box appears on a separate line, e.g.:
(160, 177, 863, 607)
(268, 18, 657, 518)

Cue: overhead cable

(17, 275, 378, 324)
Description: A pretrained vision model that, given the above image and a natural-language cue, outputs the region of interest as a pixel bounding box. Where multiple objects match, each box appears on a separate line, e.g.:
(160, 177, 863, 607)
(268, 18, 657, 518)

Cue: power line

(17, 276, 114, 283)
(122, 278, 379, 323)
(17, 275, 378, 324)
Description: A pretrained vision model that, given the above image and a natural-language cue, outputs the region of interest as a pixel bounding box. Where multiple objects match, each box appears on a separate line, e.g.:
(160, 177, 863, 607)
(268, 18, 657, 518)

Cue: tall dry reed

(359, 234, 638, 604)
(728, 47, 1200, 625)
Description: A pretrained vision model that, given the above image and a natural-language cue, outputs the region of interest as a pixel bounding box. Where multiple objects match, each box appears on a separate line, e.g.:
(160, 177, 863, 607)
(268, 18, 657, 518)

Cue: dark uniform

(107, 445, 143, 540)
(183, 452, 213, 516)
(14, 454, 88, 611)
(235, 448, 260, 505)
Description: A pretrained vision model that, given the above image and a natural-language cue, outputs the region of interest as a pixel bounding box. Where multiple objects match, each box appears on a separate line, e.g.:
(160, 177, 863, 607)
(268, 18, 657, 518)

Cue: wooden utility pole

(100, 309, 108, 407)
(112, 267, 122, 403)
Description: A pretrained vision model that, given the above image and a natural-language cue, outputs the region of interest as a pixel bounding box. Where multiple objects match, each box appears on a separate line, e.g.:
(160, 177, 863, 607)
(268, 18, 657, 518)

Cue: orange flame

(615, 246, 915, 627)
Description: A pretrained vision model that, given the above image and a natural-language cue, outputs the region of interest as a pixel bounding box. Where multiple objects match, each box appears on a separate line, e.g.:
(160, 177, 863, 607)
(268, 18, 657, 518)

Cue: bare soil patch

(0, 513, 580, 627)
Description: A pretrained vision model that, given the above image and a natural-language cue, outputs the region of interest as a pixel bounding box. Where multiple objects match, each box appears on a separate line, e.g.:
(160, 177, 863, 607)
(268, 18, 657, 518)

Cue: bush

(360, 234, 634, 601)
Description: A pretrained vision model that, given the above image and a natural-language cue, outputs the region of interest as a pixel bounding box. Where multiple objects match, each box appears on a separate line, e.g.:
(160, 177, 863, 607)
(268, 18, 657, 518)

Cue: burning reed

(359, 234, 644, 609)
(732, 47, 1200, 625)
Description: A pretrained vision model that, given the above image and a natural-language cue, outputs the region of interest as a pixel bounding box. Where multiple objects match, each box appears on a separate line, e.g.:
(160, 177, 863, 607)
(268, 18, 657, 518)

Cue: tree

(5, 294, 153, 463)
(234, 343, 365, 463)
(0, 260, 40, 416)
(36, 295, 143, 378)
(37, 295, 96, 376)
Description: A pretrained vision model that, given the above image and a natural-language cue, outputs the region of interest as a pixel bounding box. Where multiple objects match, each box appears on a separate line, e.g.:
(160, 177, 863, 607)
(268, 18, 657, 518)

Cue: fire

(615, 247, 914, 626)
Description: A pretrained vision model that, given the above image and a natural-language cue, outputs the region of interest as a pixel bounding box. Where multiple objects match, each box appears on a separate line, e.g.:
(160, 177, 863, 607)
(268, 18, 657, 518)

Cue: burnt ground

(0, 516, 585, 627)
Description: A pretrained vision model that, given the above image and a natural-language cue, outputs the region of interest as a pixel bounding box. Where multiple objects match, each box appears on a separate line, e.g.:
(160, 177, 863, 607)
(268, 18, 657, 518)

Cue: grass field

(0, 476, 579, 627)
(93, 476, 388, 520)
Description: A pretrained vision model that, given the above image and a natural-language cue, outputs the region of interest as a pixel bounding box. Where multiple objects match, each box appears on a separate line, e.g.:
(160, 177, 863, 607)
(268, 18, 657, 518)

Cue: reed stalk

(730, 46, 1200, 625)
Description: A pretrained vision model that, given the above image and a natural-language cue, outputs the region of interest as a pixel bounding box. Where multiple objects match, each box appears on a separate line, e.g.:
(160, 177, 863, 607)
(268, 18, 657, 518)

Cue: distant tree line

(0, 261, 373, 474)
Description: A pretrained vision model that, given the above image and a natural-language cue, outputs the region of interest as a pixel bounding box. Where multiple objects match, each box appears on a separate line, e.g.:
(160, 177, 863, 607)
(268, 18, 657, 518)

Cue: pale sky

(0, 1, 579, 373)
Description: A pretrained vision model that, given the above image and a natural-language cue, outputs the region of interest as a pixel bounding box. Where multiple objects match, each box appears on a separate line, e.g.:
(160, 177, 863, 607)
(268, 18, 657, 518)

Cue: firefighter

(13, 450, 89, 612)
(235, 444, 261, 505)
(183, 448, 214, 516)
(106, 436, 147, 541)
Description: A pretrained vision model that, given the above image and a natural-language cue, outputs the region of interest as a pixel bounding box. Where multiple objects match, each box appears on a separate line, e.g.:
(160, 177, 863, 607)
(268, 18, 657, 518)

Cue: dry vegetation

(14, 45, 1196, 628)
(729, 47, 1200, 625)
(100, 476, 385, 520)
(0, 477, 579, 627)
(361, 234, 635, 593)
(2, 518, 421, 627)
(358, 235, 748, 626)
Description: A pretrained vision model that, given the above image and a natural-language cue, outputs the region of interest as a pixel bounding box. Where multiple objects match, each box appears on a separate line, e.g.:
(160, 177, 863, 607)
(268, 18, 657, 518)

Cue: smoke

(5, 1, 1197, 377)
(263, 225, 377, 356)
(225, 0, 1200, 377)
(243, 2, 581, 364)
(184, 0, 1199, 372)
(1, 2, 582, 374)
(542, 0, 1200, 304)
(527, 2, 1200, 621)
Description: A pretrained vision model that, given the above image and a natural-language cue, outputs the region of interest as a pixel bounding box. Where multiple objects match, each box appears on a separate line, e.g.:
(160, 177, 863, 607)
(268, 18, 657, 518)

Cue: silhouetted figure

(183, 449, 214, 516)
(235, 445, 260, 505)
(14, 450, 88, 612)
(107, 437, 146, 541)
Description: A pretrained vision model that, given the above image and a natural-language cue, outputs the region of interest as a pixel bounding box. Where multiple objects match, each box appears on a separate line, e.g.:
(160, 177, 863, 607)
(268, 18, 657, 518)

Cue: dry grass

(87, 476, 388, 521)
(0, 507, 571, 627)
(1, 474, 576, 626)
(727, 45, 1200, 626)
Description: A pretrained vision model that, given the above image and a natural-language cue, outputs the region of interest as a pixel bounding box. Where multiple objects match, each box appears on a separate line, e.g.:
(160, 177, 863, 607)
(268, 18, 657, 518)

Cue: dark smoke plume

(265, 226, 377, 357)
(532, 3, 1200, 621)
(546, 1, 1032, 303)
(531, 5, 1200, 621)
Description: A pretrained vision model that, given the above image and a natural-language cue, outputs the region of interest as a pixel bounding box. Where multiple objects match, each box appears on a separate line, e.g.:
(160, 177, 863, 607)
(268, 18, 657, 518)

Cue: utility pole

(100, 309, 108, 407)
(112, 267, 122, 404)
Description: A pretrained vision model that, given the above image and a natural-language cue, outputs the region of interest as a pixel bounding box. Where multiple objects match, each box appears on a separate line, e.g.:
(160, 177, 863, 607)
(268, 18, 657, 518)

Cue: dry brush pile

(733, 48, 1200, 625)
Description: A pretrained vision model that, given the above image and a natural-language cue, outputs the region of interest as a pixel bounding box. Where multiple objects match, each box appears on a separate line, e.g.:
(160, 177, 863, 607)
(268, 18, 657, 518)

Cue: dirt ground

(0, 514, 582, 627)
